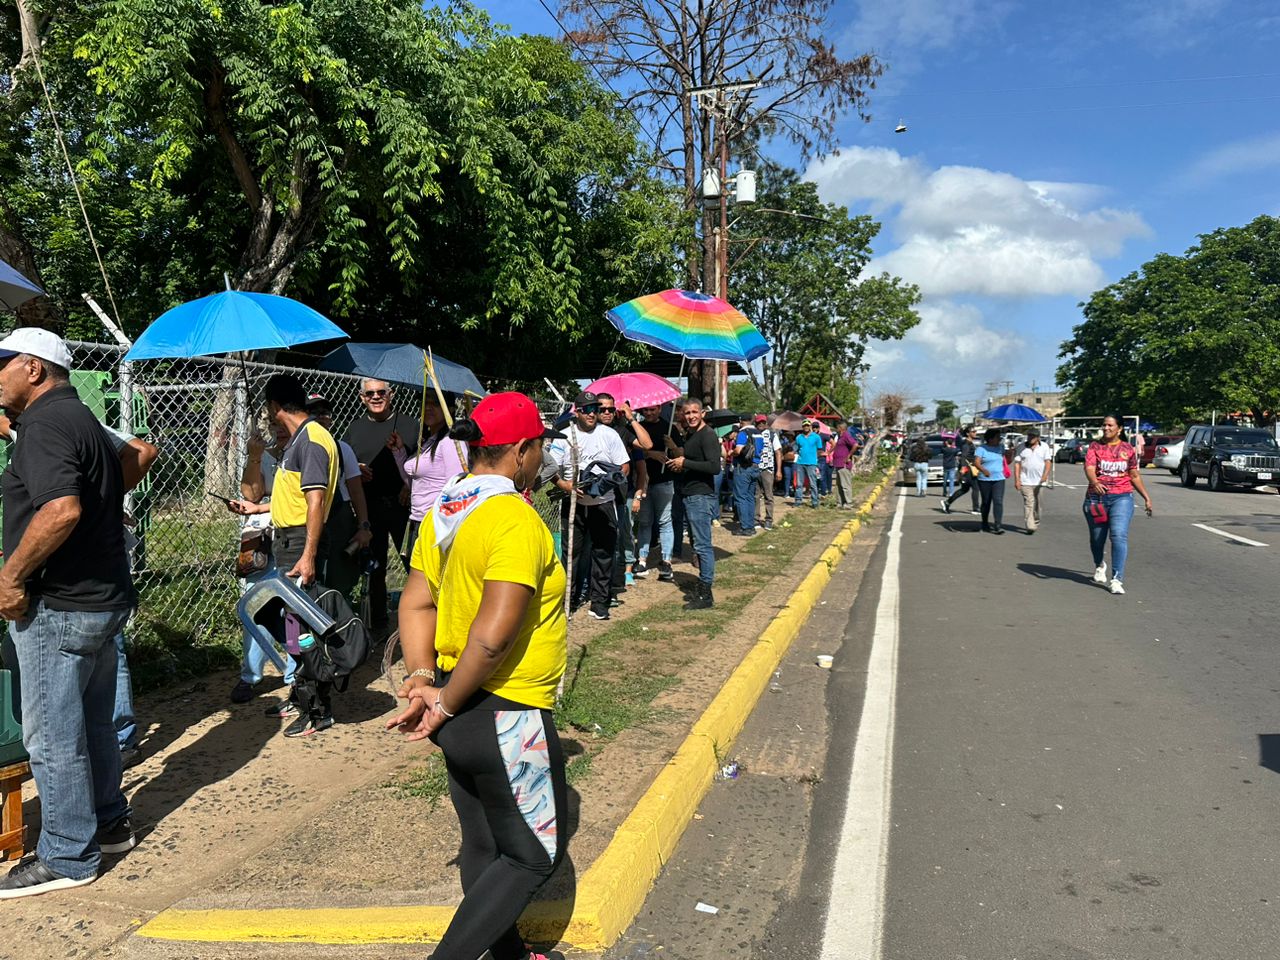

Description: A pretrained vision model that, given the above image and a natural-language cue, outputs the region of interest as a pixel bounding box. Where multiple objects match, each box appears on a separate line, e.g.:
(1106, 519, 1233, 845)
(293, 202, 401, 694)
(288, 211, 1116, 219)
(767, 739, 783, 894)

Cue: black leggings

(978, 479, 1005, 527)
(431, 702, 568, 960)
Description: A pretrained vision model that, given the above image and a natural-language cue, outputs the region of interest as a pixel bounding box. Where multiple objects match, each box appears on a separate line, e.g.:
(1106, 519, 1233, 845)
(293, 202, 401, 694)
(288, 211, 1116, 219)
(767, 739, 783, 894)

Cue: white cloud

(1121, 0, 1230, 49)
(848, 0, 1015, 55)
(806, 147, 1150, 298)
(1180, 131, 1280, 185)
(912, 301, 1022, 363)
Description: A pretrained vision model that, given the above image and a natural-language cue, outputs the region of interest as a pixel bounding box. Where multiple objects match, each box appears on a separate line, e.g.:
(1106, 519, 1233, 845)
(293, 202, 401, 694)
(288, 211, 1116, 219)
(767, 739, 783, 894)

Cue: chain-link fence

(56, 341, 564, 659)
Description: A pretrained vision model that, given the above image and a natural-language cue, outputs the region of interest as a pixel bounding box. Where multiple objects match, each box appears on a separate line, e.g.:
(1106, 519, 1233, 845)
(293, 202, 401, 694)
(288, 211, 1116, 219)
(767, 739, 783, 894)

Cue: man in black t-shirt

(669, 398, 721, 610)
(342, 378, 417, 632)
(0, 329, 136, 899)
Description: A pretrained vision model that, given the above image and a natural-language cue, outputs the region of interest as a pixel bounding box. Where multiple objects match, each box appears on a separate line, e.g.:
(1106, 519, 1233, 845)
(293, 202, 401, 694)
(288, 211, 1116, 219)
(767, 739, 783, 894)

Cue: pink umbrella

(586, 371, 682, 409)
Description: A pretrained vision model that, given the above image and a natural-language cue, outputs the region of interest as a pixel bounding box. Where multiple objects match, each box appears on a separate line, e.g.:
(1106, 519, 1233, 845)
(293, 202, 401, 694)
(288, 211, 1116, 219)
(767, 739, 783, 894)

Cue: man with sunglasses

(548, 391, 630, 620)
(342, 379, 418, 633)
(596, 393, 652, 602)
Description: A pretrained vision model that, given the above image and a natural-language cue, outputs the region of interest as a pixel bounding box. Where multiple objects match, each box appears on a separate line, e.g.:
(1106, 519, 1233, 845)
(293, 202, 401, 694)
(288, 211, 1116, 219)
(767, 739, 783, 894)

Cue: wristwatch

(359, 520, 372, 531)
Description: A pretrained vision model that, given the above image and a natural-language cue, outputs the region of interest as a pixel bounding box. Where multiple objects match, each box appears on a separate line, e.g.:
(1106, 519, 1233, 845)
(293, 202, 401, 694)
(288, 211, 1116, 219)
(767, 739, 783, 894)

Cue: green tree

(1059, 215, 1280, 426)
(727, 378, 768, 413)
(729, 166, 920, 410)
(2, 2, 680, 377)
(935, 399, 958, 427)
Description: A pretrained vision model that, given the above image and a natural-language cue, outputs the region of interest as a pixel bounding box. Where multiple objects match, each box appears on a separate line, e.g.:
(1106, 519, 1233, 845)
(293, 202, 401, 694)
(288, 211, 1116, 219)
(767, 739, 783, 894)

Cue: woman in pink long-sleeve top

(390, 393, 467, 562)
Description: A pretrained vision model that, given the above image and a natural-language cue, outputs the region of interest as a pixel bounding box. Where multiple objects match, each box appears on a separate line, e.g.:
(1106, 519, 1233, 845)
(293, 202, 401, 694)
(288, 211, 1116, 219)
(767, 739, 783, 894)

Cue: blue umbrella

(319, 342, 485, 396)
(124, 290, 348, 361)
(983, 403, 1047, 423)
(0, 259, 44, 311)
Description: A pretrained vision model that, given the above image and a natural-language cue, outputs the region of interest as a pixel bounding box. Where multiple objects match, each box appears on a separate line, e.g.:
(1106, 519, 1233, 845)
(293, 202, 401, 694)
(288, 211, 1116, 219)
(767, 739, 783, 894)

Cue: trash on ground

(816, 654, 834, 669)
(717, 760, 740, 780)
(695, 901, 720, 914)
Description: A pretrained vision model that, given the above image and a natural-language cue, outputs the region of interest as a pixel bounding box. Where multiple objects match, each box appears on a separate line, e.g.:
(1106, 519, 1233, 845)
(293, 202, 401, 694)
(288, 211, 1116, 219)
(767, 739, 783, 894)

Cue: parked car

(1153, 438, 1184, 474)
(1055, 437, 1093, 464)
(900, 439, 945, 486)
(1140, 434, 1182, 467)
(1179, 424, 1280, 490)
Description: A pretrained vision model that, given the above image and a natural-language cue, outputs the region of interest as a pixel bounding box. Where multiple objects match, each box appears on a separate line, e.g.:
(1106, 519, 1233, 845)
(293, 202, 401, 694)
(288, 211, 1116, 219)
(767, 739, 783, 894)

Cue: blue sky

(479, 1, 1280, 413)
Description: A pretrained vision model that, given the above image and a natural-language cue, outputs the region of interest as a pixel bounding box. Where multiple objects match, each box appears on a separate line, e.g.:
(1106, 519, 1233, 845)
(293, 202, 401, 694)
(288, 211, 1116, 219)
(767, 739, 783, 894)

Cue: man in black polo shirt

(0, 329, 136, 899)
(343, 378, 417, 633)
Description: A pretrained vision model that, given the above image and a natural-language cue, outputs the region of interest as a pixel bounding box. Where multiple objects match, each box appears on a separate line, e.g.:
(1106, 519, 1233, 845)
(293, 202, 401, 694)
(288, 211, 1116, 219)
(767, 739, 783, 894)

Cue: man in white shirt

(753, 414, 783, 531)
(1013, 429, 1053, 534)
(549, 390, 629, 621)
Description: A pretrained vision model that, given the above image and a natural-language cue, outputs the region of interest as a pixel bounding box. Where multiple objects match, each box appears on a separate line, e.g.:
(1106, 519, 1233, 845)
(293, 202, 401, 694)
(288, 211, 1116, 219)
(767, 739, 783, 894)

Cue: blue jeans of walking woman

(978, 478, 1005, 529)
(913, 461, 929, 495)
(13, 602, 133, 880)
(1084, 493, 1134, 580)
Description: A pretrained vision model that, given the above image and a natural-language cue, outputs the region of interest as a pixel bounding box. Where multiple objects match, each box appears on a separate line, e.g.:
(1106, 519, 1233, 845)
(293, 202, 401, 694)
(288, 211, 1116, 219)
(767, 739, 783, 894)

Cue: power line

(531, 0, 667, 158)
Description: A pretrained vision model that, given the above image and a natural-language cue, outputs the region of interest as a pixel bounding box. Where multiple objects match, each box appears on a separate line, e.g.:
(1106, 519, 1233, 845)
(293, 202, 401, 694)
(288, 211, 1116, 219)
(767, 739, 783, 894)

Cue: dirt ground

(4, 488, 876, 960)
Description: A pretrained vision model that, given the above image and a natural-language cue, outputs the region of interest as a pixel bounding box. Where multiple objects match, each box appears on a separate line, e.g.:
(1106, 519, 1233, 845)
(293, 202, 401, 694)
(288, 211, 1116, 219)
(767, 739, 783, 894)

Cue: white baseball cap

(0, 327, 73, 370)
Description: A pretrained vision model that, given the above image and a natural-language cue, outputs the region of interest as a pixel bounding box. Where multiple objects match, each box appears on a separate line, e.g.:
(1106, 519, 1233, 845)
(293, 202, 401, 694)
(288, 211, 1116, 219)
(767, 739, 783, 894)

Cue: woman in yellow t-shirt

(387, 392, 567, 960)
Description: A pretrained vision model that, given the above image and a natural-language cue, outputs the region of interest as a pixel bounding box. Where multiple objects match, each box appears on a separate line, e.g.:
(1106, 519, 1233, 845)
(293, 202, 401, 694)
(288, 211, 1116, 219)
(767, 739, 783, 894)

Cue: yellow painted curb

(136, 471, 894, 950)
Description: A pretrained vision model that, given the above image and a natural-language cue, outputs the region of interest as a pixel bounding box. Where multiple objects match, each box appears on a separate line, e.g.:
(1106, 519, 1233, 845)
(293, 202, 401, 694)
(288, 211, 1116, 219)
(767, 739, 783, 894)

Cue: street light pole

(716, 115, 730, 409)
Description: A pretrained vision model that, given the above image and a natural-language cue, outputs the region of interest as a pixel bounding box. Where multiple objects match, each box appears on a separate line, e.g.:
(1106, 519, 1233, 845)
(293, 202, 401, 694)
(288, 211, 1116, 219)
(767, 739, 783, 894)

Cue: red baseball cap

(470, 391, 563, 447)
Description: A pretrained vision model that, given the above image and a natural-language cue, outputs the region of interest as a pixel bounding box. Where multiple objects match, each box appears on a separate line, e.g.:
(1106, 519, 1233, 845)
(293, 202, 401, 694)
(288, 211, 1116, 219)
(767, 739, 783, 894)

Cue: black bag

(294, 582, 370, 693)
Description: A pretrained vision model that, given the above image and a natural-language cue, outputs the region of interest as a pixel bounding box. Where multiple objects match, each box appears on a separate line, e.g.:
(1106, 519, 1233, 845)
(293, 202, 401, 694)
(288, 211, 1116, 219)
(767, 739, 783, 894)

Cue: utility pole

(691, 78, 760, 409)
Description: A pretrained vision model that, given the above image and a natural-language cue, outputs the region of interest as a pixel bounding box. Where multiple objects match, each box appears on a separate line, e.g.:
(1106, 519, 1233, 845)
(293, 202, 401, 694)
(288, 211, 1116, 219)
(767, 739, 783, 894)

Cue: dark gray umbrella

(0, 259, 43, 311)
(319, 342, 485, 396)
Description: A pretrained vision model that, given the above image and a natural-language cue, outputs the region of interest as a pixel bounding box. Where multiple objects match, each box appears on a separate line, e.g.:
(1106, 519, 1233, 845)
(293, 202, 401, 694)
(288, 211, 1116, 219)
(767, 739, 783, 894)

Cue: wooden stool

(0, 760, 31, 862)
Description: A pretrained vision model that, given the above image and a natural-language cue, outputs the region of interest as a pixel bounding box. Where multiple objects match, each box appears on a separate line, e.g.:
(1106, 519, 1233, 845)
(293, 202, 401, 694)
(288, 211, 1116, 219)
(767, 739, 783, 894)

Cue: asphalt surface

(607, 470, 1280, 960)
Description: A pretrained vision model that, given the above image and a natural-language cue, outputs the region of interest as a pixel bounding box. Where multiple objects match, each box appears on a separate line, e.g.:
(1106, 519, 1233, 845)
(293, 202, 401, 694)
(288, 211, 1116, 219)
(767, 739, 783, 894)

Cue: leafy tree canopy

(1058, 215, 1280, 427)
(2, 1, 680, 378)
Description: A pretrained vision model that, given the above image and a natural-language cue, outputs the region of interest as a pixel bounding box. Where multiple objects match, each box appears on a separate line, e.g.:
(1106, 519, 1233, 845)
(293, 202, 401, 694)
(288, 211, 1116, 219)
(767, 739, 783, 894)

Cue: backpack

(294, 582, 371, 692)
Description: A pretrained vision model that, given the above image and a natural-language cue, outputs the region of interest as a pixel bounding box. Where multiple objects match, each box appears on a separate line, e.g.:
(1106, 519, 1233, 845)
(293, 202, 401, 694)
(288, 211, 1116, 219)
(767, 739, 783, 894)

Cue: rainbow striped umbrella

(605, 289, 769, 362)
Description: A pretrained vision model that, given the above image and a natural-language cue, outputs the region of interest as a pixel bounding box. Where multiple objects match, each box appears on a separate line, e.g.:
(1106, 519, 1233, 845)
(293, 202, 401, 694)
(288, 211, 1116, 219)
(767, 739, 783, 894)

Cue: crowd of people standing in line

(544, 398, 871, 618)
(0, 327, 571, 957)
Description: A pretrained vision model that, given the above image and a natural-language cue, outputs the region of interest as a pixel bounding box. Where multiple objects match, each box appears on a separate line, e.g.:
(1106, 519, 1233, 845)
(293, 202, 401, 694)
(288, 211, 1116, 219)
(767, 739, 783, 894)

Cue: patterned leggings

(431, 704, 568, 960)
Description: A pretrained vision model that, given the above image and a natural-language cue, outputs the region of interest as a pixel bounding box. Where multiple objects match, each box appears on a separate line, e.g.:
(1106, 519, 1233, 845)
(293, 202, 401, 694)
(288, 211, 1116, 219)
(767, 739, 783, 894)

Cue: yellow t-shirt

(270, 420, 339, 529)
(411, 493, 567, 709)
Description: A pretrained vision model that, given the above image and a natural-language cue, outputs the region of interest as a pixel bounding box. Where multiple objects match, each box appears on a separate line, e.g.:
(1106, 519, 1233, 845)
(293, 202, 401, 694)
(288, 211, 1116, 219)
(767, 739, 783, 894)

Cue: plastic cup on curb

(816, 654, 834, 669)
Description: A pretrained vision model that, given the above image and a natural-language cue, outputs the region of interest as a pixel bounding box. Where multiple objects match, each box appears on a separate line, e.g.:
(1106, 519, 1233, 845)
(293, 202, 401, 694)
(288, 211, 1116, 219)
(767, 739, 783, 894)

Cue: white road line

(1192, 522, 1268, 547)
(821, 483, 905, 960)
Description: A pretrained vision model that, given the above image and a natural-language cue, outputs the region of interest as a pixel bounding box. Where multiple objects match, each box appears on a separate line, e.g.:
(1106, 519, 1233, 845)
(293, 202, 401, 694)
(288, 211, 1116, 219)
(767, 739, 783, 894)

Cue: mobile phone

(207, 491, 236, 506)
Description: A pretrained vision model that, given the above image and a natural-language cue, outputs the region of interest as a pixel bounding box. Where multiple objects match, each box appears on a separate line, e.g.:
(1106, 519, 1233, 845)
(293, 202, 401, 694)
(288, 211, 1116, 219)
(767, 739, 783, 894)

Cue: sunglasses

(579, 404, 600, 414)
(363, 389, 389, 398)
(598, 406, 616, 413)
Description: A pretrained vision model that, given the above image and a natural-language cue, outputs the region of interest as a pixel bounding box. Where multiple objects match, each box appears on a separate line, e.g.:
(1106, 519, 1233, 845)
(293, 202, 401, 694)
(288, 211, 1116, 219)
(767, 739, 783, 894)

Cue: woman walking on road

(1084, 414, 1154, 596)
(389, 392, 568, 960)
(908, 437, 931, 497)
(974, 427, 1008, 533)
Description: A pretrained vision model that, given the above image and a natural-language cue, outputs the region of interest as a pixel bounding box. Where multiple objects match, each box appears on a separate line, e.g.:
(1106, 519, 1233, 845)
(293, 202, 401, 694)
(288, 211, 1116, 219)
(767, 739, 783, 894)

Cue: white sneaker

(1092, 562, 1107, 584)
(1109, 578, 1125, 595)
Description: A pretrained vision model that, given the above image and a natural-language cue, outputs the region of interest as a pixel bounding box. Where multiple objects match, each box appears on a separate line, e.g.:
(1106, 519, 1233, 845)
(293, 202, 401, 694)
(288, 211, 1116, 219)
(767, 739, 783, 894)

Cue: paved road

(607, 471, 1280, 960)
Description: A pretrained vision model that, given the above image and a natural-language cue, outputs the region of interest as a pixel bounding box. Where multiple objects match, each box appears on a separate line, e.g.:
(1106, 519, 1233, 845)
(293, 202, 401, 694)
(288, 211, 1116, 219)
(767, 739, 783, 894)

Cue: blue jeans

(671, 488, 687, 559)
(683, 494, 717, 586)
(13, 602, 133, 879)
(821, 461, 833, 495)
(782, 463, 794, 498)
(240, 560, 297, 686)
(944, 467, 958, 497)
(794, 464, 820, 506)
(914, 462, 929, 495)
(1084, 493, 1134, 580)
(113, 629, 136, 751)
(733, 465, 760, 531)
(635, 482, 674, 563)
